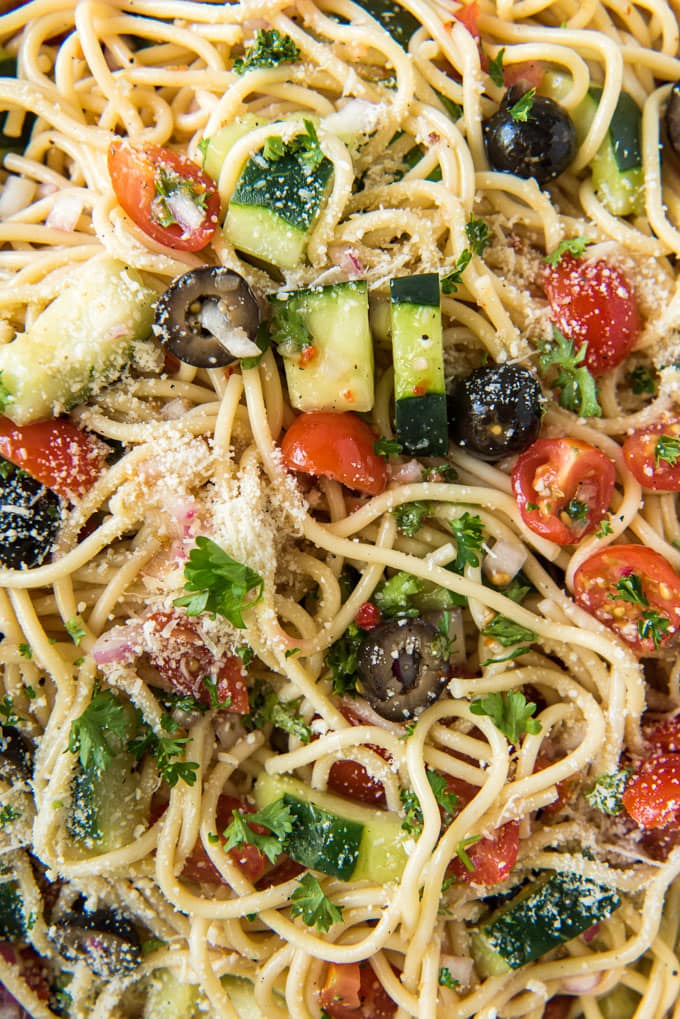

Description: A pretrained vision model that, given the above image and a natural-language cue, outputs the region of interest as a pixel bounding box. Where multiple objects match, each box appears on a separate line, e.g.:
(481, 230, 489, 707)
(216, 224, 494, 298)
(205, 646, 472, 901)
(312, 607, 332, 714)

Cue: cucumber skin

(0, 881, 28, 941)
(395, 394, 448, 456)
(390, 273, 440, 306)
(472, 872, 622, 975)
(282, 795, 363, 880)
(68, 751, 149, 854)
(0, 256, 156, 426)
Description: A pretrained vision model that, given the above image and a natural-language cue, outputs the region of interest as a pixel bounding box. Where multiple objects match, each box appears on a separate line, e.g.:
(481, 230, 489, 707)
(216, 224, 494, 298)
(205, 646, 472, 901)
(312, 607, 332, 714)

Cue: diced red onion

(0, 176, 36, 221)
(560, 972, 602, 995)
(389, 459, 423, 485)
(92, 625, 139, 665)
(46, 190, 85, 232)
(329, 243, 365, 277)
(482, 538, 527, 587)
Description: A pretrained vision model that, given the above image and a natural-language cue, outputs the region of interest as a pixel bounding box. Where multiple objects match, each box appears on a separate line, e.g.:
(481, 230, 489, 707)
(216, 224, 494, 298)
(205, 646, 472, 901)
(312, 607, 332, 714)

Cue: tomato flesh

(573, 545, 680, 655)
(320, 962, 396, 1019)
(182, 794, 266, 884)
(280, 412, 387, 496)
(453, 1, 480, 37)
(108, 140, 219, 252)
(512, 437, 615, 545)
(623, 419, 680, 492)
(0, 416, 107, 500)
(646, 715, 680, 752)
(622, 753, 680, 829)
(328, 759, 386, 807)
(447, 819, 519, 886)
(544, 255, 641, 376)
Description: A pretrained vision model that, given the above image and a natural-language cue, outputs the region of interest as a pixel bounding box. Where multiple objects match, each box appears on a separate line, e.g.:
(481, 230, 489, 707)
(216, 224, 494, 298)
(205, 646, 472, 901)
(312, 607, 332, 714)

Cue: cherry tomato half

(453, 1, 480, 37)
(622, 753, 680, 829)
(512, 437, 615, 544)
(573, 545, 680, 655)
(108, 140, 219, 252)
(646, 715, 680, 752)
(448, 820, 520, 886)
(327, 759, 386, 807)
(280, 412, 387, 496)
(623, 419, 680, 492)
(544, 255, 641, 376)
(0, 416, 107, 500)
(320, 962, 396, 1019)
(182, 794, 267, 885)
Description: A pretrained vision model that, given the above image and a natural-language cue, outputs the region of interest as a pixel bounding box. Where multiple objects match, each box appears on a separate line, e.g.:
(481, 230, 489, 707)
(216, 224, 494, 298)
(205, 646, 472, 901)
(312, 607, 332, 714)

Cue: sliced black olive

(153, 266, 261, 368)
(666, 82, 680, 157)
(357, 618, 449, 722)
(0, 459, 60, 570)
(483, 86, 577, 184)
(50, 908, 141, 978)
(448, 364, 543, 461)
(0, 725, 33, 781)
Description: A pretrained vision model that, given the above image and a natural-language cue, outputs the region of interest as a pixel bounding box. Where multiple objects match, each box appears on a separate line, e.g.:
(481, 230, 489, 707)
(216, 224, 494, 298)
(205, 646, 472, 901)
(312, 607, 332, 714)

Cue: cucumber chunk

(0, 255, 157, 425)
(471, 871, 621, 976)
(222, 976, 268, 1019)
(0, 879, 29, 941)
(390, 273, 448, 456)
(254, 773, 409, 884)
(271, 281, 374, 413)
(68, 750, 150, 854)
(201, 115, 267, 185)
(351, 0, 420, 48)
(143, 969, 199, 1019)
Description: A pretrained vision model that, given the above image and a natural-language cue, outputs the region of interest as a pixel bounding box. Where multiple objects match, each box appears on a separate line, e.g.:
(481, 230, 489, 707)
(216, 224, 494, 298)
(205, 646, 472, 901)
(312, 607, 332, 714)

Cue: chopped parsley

(373, 571, 423, 618)
(201, 674, 221, 709)
(393, 501, 430, 536)
(245, 680, 312, 744)
(655, 435, 680, 467)
(129, 718, 200, 788)
(596, 518, 613, 538)
(400, 769, 459, 834)
(638, 610, 671, 649)
(374, 436, 403, 457)
(608, 573, 671, 648)
(496, 572, 533, 604)
(481, 614, 536, 647)
(269, 299, 313, 354)
(68, 690, 131, 773)
(441, 249, 472, 293)
(627, 364, 657, 396)
(455, 835, 481, 871)
(422, 463, 458, 483)
(175, 536, 264, 628)
(327, 622, 363, 696)
(0, 373, 9, 412)
(0, 805, 21, 827)
(470, 689, 542, 743)
(544, 236, 592, 266)
(223, 799, 294, 863)
(566, 498, 589, 523)
(263, 119, 324, 172)
(466, 215, 491, 255)
(233, 29, 300, 75)
(438, 966, 459, 989)
(290, 872, 343, 932)
(449, 513, 484, 573)
(537, 328, 601, 418)
(0, 696, 20, 726)
(65, 616, 87, 646)
(585, 768, 633, 815)
(508, 87, 535, 122)
(611, 572, 647, 606)
(18, 643, 32, 659)
(487, 48, 505, 88)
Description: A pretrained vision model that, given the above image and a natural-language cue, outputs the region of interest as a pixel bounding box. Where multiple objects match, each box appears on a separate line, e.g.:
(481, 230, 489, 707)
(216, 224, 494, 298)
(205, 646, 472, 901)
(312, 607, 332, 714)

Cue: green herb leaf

(421, 463, 458, 483)
(627, 364, 657, 396)
(481, 645, 532, 666)
(497, 572, 533, 604)
(197, 136, 210, 167)
(0, 695, 20, 726)
(68, 690, 132, 773)
(18, 643, 32, 660)
(270, 299, 313, 354)
(508, 87, 535, 122)
(438, 966, 459, 989)
(245, 679, 311, 744)
(223, 799, 294, 864)
(441, 249, 472, 294)
(233, 29, 300, 75)
(544, 236, 592, 266)
(129, 725, 199, 788)
(65, 616, 87, 646)
(585, 768, 633, 815)
(400, 769, 459, 834)
(374, 571, 423, 618)
(470, 689, 542, 743)
(638, 609, 671, 649)
(175, 536, 263, 628)
(466, 216, 491, 255)
(0, 373, 10, 412)
(290, 872, 343, 932)
(240, 321, 272, 370)
(566, 498, 589, 523)
(537, 328, 601, 418)
(655, 435, 680, 467)
(0, 805, 21, 827)
(449, 512, 484, 573)
(327, 622, 363, 696)
(596, 518, 613, 538)
(455, 834, 481, 871)
(487, 48, 505, 87)
(393, 501, 430, 537)
(611, 573, 647, 607)
(374, 436, 403, 457)
(201, 674, 221, 709)
(482, 614, 536, 647)
(140, 937, 166, 957)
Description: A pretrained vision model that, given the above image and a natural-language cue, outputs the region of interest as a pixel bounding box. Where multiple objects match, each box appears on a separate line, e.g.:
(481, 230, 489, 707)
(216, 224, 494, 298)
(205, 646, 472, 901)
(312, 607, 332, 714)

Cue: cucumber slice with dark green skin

(270, 280, 374, 413)
(351, 0, 420, 48)
(226, 152, 333, 270)
(254, 773, 408, 883)
(390, 273, 448, 456)
(0, 880, 29, 941)
(143, 969, 200, 1019)
(68, 742, 150, 853)
(471, 872, 622, 976)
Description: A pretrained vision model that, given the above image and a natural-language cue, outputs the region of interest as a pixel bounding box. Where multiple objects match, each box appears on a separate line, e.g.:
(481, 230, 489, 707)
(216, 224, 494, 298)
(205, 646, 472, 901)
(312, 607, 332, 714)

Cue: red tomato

(280, 412, 387, 496)
(182, 795, 267, 884)
(623, 419, 680, 492)
(0, 416, 107, 500)
(544, 255, 641, 376)
(448, 820, 519, 886)
(320, 963, 396, 1019)
(512, 438, 615, 545)
(145, 611, 249, 713)
(108, 140, 219, 252)
(328, 759, 386, 807)
(646, 715, 680, 752)
(453, 1, 480, 37)
(543, 997, 572, 1019)
(256, 855, 305, 889)
(622, 754, 680, 829)
(354, 602, 381, 629)
(573, 545, 680, 655)
(534, 754, 576, 815)
(503, 61, 545, 89)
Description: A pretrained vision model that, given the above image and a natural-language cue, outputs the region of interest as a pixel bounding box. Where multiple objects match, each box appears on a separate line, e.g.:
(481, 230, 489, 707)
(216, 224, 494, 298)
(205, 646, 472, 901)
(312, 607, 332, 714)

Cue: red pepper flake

(354, 602, 381, 629)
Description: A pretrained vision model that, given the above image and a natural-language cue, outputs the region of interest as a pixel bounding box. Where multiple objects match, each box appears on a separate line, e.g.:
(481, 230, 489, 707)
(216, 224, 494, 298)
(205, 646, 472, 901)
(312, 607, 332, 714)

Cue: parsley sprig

(609, 572, 671, 648)
(470, 689, 542, 743)
(537, 328, 601, 418)
(175, 536, 263, 628)
(466, 216, 491, 255)
(68, 690, 131, 773)
(223, 799, 294, 863)
(233, 29, 300, 75)
(0, 695, 20, 727)
(374, 571, 423, 618)
(449, 513, 484, 573)
(327, 623, 363, 696)
(245, 680, 311, 744)
(290, 872, 343, 932)
(655, 435, 680, 467)
(508, 88, 535, 121)
(627, 364, 657, 396)
(400, 769, 459, 834)
(482, 614, 536, 647)
(487, 48, 505, 88)
(393, 501, 430, 537)
(441, 249, 473, 293)
(544, 237, 592, 266)
(129, 715, 200, 788)
(374, 436, 403, 457)
(585, 768, 632, 815)
(65, 616, 87, 646)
